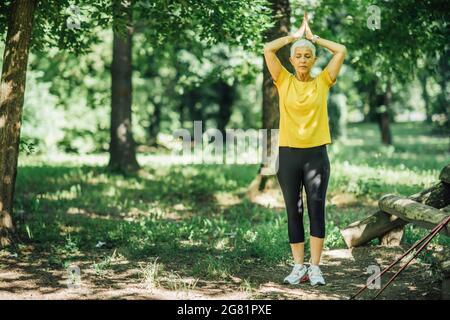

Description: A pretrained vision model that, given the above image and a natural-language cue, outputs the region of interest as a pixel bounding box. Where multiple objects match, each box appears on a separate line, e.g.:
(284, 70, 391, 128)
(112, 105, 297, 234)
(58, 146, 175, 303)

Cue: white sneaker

(283, 264, 309, 285)
(308, 265, 326, 286)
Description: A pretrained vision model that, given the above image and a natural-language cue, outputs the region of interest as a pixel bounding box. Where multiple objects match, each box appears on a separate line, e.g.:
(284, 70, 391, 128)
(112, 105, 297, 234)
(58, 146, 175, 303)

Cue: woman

(263, 12, 346, 286)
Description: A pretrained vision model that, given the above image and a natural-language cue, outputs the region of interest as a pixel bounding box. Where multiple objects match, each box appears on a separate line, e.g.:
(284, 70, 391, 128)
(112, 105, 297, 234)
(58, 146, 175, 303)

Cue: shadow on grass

(5, 120, 448, 298)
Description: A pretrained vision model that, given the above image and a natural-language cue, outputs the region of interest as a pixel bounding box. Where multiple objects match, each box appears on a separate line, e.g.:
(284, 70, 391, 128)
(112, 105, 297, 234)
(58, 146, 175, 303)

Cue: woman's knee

(309, 209, 326, 238)
(310, 221, 325, 238)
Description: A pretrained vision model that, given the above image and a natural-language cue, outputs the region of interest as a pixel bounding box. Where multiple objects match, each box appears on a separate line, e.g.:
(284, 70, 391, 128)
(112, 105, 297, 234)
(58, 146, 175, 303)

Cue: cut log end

(379, 225, 404, 246)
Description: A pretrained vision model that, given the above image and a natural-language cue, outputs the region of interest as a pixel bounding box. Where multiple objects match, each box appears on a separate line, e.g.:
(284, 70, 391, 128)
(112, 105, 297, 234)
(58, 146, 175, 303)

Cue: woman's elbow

(340, 45, 347, 55)
(263, 44, 273, 53)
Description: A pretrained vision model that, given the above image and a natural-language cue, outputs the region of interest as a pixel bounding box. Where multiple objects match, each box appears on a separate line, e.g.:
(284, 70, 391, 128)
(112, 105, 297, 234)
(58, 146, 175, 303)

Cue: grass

(138, 257, 164, 289)
(5, 121, 450, 293)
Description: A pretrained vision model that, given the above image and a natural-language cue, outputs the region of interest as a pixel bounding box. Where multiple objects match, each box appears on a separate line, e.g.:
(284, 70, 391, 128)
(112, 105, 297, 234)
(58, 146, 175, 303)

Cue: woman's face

(289, 46, 317, 76)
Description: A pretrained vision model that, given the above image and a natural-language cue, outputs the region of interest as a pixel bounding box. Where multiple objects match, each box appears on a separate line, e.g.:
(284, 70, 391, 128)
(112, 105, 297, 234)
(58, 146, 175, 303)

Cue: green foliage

(32, 0, 113, 54)
(310, 0, 450, 84)
(134, 0, 272, 54)
(0, 0, 274, 153)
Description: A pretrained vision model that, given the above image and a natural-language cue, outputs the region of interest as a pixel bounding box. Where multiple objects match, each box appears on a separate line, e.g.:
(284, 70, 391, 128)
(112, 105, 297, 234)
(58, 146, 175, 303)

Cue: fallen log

(340, 181, 450, 248)
(378, 194, 450, 236)
(340, 211, 407, 248)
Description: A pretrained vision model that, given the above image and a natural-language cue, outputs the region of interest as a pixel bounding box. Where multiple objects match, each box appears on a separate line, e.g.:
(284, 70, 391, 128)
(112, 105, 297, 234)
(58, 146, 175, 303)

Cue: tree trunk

(0, 0, 37, 247)
(379, 111, 392, 145)
(247, 0, 290, 196)
(340, 181, 450, 248)
(364, 79, 377, 122)
(378, 80, 392, 145)
(418, 71, 432, 123)
(148, 100, 161, 147)
(366, 78, 393, 144)
(109, 17, 140, 174)
(215, 80, 236, 138)
(185, 88, 204, 137)
(436, 46, 450, 134)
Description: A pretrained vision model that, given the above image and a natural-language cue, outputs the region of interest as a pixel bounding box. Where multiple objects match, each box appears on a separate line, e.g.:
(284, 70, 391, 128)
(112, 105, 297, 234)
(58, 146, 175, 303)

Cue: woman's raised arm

(263, 35, 295, 82)
(314, 38, 347, 82)
(304, 15, 347, 82)
(263, 13, 307, 82)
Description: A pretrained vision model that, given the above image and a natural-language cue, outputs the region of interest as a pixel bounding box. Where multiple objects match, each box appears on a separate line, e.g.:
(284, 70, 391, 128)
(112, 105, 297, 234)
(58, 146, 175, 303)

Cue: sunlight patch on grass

(214, 192, 241, 207)
(333, 161, 436, 188)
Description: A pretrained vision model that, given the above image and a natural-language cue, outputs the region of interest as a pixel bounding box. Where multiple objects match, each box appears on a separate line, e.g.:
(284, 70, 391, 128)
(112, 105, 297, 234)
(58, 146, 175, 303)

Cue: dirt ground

(0, 245, 443, 300)
(0, 187, 444, 300)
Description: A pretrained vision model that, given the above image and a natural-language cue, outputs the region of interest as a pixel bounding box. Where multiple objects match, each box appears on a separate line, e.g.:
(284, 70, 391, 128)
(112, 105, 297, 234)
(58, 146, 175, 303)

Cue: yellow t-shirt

(273, 65, 336, 148)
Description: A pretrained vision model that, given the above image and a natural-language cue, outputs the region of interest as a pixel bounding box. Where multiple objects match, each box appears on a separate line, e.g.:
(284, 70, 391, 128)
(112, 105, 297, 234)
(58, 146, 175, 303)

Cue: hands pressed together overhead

(291, 12, 314, 41)
(263, 9, 346, 85)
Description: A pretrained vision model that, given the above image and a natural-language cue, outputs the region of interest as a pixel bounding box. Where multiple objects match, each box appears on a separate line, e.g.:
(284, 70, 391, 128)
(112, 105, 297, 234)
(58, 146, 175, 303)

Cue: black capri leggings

(276, 144, 330, 243)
